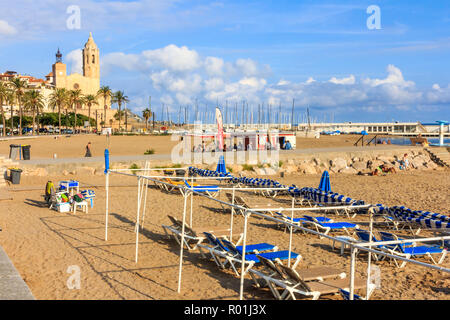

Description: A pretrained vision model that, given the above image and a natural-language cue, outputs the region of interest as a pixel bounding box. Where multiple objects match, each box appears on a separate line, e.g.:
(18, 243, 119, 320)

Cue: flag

(216, 107, 224, 150)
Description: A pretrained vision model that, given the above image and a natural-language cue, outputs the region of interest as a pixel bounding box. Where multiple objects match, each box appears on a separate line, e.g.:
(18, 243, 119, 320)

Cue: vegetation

(112, 90, 129, 131)
(129, 163, 140, 175)
(144, 148, 155, 155)
(242, 164, 254, 171)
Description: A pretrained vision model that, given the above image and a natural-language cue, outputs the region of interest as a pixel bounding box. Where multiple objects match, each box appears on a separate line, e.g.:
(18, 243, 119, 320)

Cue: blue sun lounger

(213, 238, 301, 277)
(198, 232, 278, 271)
(378, 231, 448, 268)
(273, 212, 333, 232)
(302, 215, 359, 238)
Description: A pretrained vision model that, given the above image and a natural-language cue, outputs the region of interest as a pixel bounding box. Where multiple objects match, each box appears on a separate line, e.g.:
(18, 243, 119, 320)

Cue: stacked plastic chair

(387, 206, 450, 230)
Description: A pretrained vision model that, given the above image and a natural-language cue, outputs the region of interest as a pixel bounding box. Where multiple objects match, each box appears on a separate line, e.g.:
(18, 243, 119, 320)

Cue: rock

(377, 156, 394, 163)
(352, 161, 367, 171)
(330, 158, 347, 172)
(231, 164, 243, 173)
(62, 170, 69, 176)
(425, 161, 437, 169)
(339, 167, 357, 174)
(263, 167, 277, 175)
(368, 160, 384, 170)
(29, 168, 48, 177)
(285, 165, 298, 174)
(77, 167, 96, 175)
(254, 168, 266, 175)
(298, 162, 317, 175)
(411, 157, 426, 169)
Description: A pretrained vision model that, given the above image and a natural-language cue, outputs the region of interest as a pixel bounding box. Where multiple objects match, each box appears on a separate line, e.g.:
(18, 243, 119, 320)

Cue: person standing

(85, 142, 92, 157)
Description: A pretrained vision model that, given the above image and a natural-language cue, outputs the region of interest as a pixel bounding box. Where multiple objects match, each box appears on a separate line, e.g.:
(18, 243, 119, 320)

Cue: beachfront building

(297, 122, 450, 136)
(0, 33, 115, 127)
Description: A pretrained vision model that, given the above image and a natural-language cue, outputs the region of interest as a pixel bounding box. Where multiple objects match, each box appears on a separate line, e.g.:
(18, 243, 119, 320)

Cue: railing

(354, 134, 379, 147)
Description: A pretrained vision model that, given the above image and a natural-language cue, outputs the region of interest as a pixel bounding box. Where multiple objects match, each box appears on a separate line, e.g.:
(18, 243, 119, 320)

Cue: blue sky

(0, 0, 449, 123)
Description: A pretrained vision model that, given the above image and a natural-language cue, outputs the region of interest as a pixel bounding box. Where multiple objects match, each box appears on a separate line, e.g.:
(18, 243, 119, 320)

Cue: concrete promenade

(0, 246, 35, 300)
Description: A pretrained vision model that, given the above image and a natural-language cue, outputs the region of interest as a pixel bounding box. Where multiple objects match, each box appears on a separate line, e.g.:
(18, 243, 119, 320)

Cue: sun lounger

(249, 255, 347, 299)
(273, 212, 333, 231)
(183, 181, 220, 197)
(378, 231, 447, 268)
(216, 239, 301, 277)
(301, 215, 359, 238)
(198, 232, 279, 272)
(355, 229, 388, 261)
(275, 263, 374, 300)
(162, 215, 242, 250)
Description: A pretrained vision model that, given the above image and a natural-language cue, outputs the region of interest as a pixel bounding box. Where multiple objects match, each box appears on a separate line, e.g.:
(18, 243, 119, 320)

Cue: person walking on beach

(85, 142, 92, 157)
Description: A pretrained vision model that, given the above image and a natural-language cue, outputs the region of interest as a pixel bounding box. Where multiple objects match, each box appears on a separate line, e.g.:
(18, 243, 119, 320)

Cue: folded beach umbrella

(318, 170, 331, 193)
(216, 155, 227, 174)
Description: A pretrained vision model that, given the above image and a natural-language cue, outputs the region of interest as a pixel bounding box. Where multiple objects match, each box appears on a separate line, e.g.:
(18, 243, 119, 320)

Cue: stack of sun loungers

(162, 215, 243, 250)
(197, 232, 302, 278)
(386, 206, 450, 231)
(247, 254, 375, 300)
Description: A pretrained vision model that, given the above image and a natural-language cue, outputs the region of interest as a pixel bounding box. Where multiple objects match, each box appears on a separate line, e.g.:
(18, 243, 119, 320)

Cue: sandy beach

(0, 164, 448, 300)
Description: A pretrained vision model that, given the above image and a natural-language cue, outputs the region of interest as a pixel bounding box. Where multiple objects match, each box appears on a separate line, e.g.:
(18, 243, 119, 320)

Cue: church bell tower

(82, 32, 100, 79)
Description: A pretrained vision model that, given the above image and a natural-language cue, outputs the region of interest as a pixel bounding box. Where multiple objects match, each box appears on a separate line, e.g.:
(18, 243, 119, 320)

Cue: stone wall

(17, 147, 445, 177)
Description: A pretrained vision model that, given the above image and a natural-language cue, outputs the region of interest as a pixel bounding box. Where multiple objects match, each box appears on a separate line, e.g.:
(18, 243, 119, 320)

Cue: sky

(0, 0, 449, 123)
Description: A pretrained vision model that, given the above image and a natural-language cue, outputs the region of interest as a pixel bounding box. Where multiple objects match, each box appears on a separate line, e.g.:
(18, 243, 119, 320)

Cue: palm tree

(142, 108, 152, 132)
(83, 94, 98, 133)
(0, 83, 9, 136)
(10, 78, 27, 136)
(23, 90, 45, 135)
(6, 91, 15, 135)
(97, 86, 112, 128)
(48, 88, 68, 134)
(68, 89, 83, 133)
(112, 90, 129, 132)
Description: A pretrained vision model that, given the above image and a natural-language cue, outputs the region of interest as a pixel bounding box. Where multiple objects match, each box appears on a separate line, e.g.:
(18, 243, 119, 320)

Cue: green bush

(129, 163, 140, 175)
(242, 164, 254, 171)
(144, 148, 155, 155)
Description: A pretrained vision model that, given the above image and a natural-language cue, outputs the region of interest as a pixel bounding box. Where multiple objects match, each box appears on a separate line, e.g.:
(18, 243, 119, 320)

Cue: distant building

(1, 33, 114, 125)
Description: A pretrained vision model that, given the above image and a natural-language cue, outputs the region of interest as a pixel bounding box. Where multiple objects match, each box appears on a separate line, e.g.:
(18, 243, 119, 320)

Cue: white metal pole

(105, 172, 109, 241)
(366, 207, 374, 299)
(135, 177, 141, 263)
(288, 196, 294, 267)
(190, 176, 194, 227)
(141, 162, 150, 229)
(230, 186, 235, 241)
(239, 211, 249, 300)
(349, 246, 357, 300)
(177, 190, 189, 293)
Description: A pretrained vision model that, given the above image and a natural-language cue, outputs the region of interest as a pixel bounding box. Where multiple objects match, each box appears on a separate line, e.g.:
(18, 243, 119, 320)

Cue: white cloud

(101, 44, 449, 116)
(329, 75, 355, 85)
(363, 64, 414, 88)
(141, 45, 201, 72)
(66, 49, 83, 74)
(0, 20, 17, 36)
